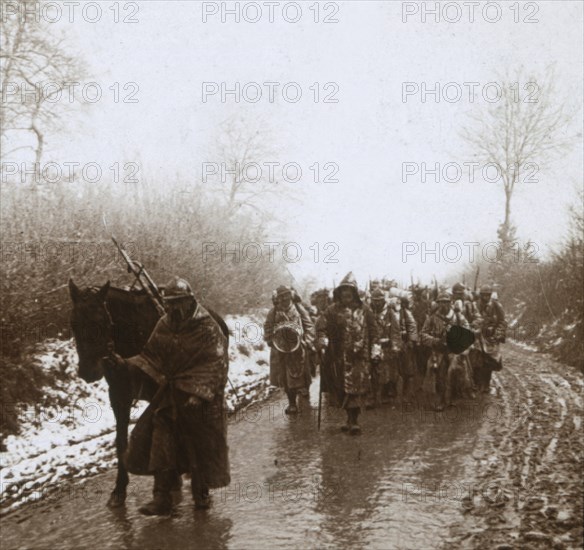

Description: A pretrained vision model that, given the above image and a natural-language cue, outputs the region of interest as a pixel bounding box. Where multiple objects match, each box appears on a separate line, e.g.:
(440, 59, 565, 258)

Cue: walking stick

(317, 347, 325, 431)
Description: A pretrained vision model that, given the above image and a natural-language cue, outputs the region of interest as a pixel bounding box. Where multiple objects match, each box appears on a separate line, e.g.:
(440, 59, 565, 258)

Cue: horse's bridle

(88, 286, 116, 361)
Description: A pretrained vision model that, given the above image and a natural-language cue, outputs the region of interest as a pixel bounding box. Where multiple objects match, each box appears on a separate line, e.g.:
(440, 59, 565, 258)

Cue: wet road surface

(2, 344, 581, 549)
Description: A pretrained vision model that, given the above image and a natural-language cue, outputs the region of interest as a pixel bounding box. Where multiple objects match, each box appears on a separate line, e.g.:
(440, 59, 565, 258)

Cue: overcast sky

(40, 0, 583, 288)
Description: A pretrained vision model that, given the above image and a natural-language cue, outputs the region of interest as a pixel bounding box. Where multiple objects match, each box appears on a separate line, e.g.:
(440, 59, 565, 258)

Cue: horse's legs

(107, 376, 132, 508)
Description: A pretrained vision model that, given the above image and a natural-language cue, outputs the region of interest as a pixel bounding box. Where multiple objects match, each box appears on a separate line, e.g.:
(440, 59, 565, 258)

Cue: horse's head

(68, 279, 112, 383)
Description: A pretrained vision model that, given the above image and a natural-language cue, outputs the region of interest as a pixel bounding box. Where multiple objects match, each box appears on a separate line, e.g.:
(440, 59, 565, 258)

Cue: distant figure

(475, 284, 507, 392)
(316, 272, 381, 434)
(264, 286, 315, 414)
(420, 292, 474, 410)
(369, 288, 401, 405)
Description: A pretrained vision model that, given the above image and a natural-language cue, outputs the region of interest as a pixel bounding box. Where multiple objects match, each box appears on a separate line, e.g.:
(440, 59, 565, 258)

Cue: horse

(67, 279, 229, 507)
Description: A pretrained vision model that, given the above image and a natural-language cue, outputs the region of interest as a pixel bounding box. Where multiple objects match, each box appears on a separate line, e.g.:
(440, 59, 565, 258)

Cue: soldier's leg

(139, 469, 174, 516)
(444, 359, 454, 408)
(386, 354, 399, 397)
(169, 470, 183, 504)
(367, 362, 380, 409)
(350, 406, 362, 435)
(285, 389, 298, 414)
(461, 355, 476, 400)
(342, 395, 360, 433)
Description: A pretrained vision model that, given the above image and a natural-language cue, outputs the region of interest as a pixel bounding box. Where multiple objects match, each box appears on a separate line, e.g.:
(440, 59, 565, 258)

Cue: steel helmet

(163, 276, 194, 301)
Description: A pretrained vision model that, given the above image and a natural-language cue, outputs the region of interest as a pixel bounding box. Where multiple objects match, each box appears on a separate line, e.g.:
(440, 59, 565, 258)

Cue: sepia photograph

(0, 1, 582, 548)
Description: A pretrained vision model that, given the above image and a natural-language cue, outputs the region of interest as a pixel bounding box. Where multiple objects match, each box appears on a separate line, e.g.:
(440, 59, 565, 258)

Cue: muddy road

(1, 344, 582, 550)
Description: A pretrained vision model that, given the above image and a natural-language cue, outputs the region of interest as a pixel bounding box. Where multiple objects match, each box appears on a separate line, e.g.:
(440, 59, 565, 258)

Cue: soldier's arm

(263, 308, 275, 345)
(457, 311, 471, 330)
(468, 302, 483, 330)
(388, 309, 402, 351)
(315, 306, 331, 348)
(183, 321, 227, 401)
(121, 318, 167, 385)
(365, 307, 382, 359)
(296, 303, 315, 347)
(405, 309, 419, 343)
(420, 316, 440, 348)
(493, 301, 507, 341)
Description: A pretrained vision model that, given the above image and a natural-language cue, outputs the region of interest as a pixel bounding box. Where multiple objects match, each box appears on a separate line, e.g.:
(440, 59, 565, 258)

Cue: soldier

(452, 282, 482, 329)
(475, 284, 507, 392)
(110, 277, 230, 515)
(399, 294, 419, 399)
(316, 272, 381, 434)
(264, 286, 315, 414)
(306, 304, 319, 378)
(369, 288, 401, 406)
(420, 292, 474, 410)
(452, 282, 482, 390)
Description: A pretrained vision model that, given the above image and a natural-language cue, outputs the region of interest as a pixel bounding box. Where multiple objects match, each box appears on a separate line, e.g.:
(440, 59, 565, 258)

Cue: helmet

(333, 272, 361, 304)
(163, 276, 194, 301)
(452, 282, 466, 293)
(371, 288, 386, 302)
(436, 292, 451, 302)
(480, 284, 493, 295)
(276, 285, 292, 298)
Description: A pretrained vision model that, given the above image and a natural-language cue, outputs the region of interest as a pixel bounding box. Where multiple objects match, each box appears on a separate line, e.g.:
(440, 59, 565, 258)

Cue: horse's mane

(99, 285, 155, 306)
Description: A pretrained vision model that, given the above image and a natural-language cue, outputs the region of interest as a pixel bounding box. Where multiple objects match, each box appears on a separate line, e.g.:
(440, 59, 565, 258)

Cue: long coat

(477, 299, 507, 364)
(421, 308, 471, 404)
(371, 303, 401, 385)
(264, 302, 315, 389)
(316, 302, 379, 408)
(124, 304, 230, 489)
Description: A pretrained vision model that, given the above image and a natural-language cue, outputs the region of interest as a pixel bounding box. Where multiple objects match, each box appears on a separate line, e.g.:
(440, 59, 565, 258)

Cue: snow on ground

(0, 314, 272, 515)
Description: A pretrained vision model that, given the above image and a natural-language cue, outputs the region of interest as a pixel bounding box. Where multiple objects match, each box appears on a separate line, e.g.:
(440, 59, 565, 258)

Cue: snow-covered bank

(0, 314, 272, 515)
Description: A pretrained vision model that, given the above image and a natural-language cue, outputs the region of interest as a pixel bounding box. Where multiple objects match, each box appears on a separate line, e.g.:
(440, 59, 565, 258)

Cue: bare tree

(207, 115, 299, 226)
(461, 67, 576, 251)
(0, 0, 86, 166)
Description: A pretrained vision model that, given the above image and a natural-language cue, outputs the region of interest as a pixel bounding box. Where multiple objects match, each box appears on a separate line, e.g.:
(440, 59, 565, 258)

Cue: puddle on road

(2, 382, 486, 550)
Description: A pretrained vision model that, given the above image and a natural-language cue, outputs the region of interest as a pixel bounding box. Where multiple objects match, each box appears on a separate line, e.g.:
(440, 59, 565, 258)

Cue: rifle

(317, 345, 326, 431)
(471, 266, 486, 355)
(473, 266, 480, 294)
(432, 275, 439, 302)
(111, 235, 241, 403)
(112, 235, 166, 317)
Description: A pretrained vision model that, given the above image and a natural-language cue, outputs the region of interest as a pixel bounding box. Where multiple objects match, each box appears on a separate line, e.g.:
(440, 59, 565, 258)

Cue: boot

(341, 409, 352, 432)
(192, 480, 211, 509)
(349, 408, 361, 435)
(169, 470, 183, 504)
(285, 390, 298, 414)
(139, 470, 173, 516)
(191, 466, 211, 509)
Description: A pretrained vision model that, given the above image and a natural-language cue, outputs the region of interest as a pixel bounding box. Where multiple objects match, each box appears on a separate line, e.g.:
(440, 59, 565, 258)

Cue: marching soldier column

(265, 272, 507, 433)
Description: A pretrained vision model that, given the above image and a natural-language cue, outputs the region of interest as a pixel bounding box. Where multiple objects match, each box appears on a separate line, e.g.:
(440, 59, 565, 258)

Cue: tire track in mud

(453, 344, 583, 550)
